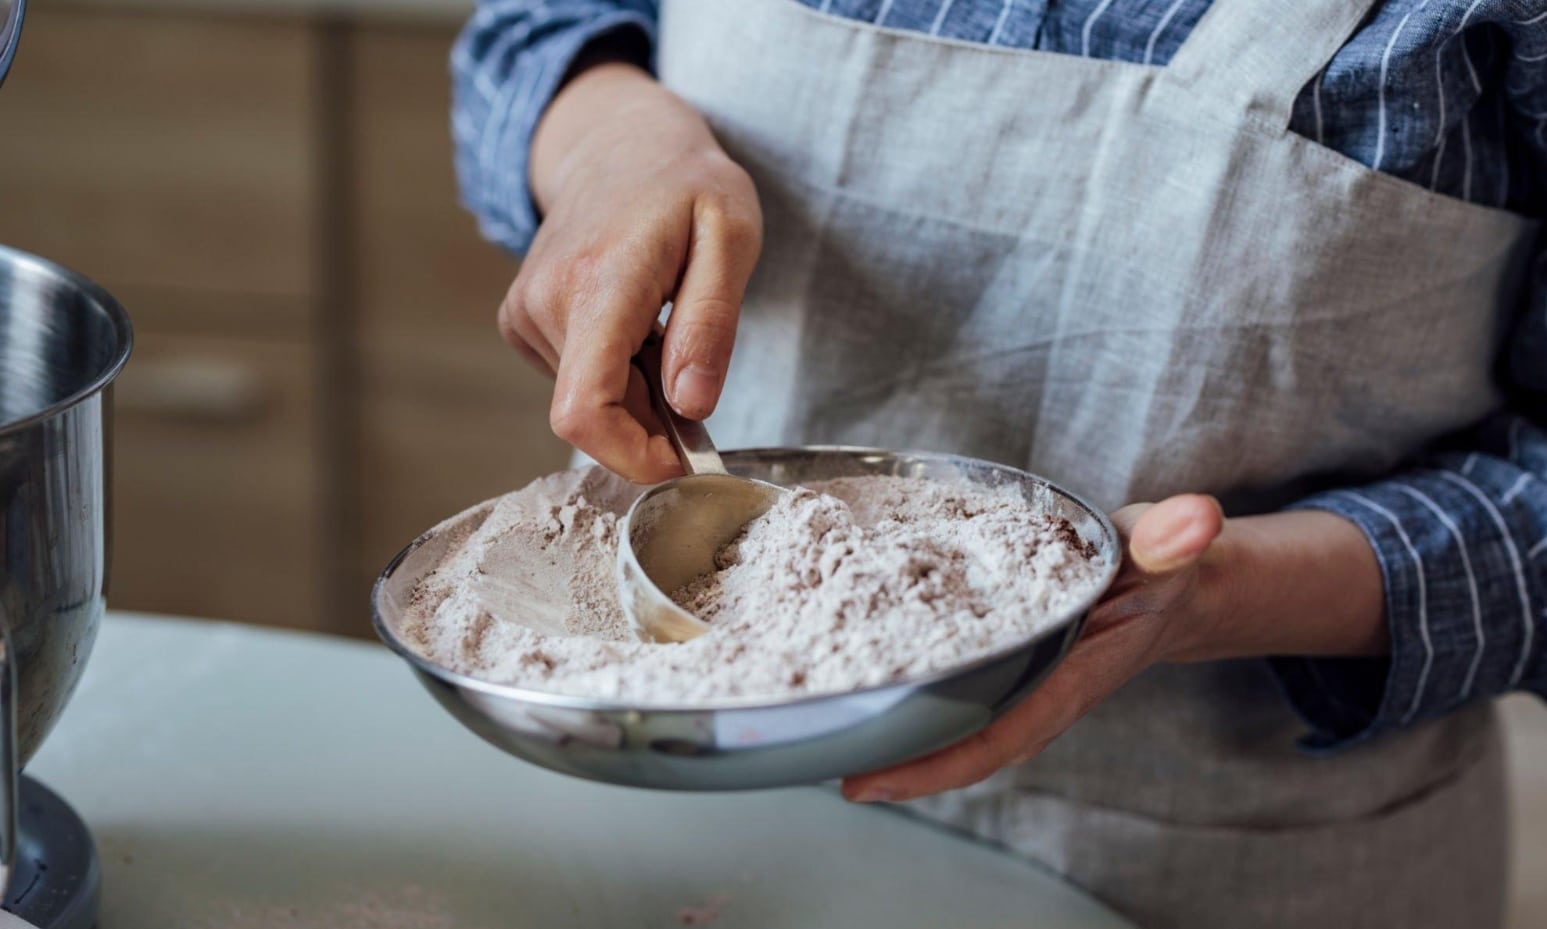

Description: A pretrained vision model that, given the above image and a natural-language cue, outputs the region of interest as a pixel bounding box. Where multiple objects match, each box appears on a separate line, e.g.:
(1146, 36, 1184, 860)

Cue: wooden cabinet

(346, 27, 570, 607)
(0, 8, 567, 635)
(0, 10, 318, 308)
(0, 9, 331, 630)
(111, 327, 325, 630)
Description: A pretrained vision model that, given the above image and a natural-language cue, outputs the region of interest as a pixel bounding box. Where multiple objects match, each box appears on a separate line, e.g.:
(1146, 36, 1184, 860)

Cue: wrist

(1181, 510, 1388, 663)
(531, 61, 654, 209)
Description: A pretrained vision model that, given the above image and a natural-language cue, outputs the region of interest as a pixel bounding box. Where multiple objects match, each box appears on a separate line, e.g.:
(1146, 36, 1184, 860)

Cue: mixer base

(3, 775, 98, 929)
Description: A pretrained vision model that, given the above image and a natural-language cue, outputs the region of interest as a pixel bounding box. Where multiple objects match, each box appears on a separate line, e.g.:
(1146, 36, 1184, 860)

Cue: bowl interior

(0, 245, 133, 430)
(371, 448, 1121, 788)
(374, 447, 1121, 711)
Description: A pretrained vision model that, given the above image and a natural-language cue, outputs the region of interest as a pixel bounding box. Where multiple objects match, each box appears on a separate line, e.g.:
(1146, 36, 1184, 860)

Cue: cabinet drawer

(0, 8, 317, 307)
(357, 329, 570, 579)
(111, 329, 325, 631)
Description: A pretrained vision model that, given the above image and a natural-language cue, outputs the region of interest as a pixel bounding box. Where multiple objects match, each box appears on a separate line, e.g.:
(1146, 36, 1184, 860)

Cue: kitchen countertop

(24, 613, 1136, 929)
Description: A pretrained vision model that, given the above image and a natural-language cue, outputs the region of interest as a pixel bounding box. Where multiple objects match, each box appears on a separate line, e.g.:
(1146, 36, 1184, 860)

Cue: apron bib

(656, 0, 1537, 925)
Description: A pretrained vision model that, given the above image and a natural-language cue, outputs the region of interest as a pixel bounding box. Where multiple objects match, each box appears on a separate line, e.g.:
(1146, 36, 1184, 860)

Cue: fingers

(498, 288, 558, 378)
(1121, 493, 1224, 575)
(663, 175, 761, 420)
(841, 494, 1228, 804)
(843, 723, 1028, 805)
(843, 615, 1148, 802)
(549, 294, 682, 485)
(504, 143, 758, 479)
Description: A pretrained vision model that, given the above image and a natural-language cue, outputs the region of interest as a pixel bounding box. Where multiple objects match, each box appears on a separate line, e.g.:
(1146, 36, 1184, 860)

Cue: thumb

(1116, 494, 1224, 575)
(663, 194, 762, 420)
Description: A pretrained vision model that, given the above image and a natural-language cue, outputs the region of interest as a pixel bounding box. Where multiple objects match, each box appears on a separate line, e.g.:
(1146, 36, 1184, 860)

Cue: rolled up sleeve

(1275, 251, 1547, 750)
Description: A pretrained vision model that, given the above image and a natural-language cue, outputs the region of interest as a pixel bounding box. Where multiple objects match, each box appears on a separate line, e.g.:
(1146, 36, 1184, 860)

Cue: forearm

(1263, 408, 1547, 747)
(1171, 510, 1388, 663)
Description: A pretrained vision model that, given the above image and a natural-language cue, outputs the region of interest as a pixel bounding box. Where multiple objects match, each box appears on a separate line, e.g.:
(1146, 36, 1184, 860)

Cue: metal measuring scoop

(0, 0, 25, 92)
(616, 333, 787, 643)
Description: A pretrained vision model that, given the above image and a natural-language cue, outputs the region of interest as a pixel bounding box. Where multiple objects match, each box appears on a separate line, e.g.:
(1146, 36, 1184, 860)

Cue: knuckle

(505, 266, 551, 320)
(560, 244, 609, 294)
(700, 193, 762, 254)
(497, 284, 531, 348)
(721, 210, 764, 256)
(705, 149, 756, 193)
(673, 312, 738, 355)
(548, 399, 590, 444)
(514, 244, 613, 326)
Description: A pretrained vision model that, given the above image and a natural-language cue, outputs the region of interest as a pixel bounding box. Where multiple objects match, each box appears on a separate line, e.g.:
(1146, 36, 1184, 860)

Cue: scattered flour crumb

(676, 893, 731, 926)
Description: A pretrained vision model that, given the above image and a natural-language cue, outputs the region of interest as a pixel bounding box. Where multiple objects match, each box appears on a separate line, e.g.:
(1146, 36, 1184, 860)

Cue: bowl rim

(0, 244, 134, 434)
(371, 446, 1121, 715)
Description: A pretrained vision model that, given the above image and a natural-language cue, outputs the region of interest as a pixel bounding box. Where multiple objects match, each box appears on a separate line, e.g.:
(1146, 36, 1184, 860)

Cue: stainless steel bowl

(0, 244, 131, 876)
(373, 448, 1120, 791)
(0, 0, 23, 93)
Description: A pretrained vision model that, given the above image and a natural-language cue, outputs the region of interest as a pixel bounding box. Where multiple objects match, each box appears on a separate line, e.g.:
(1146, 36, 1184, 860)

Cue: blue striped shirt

(450, 0, 1547, 749)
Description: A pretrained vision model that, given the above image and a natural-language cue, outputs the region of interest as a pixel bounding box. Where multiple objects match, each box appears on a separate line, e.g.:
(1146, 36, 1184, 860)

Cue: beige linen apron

(656, 0, 1539, 925)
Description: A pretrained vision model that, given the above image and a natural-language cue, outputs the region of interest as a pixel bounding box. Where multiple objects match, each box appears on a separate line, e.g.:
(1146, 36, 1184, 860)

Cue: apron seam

(1280, 128, 1541, 225)
(758, 0, 1173, 74)
(741, 0, 1533, 226)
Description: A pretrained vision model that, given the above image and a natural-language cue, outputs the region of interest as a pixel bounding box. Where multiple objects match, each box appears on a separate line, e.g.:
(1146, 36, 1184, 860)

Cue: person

(450, 2, 1547, 926)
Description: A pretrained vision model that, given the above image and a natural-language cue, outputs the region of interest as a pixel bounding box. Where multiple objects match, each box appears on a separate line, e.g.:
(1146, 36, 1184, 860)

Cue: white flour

(402, 467, 1102, 705)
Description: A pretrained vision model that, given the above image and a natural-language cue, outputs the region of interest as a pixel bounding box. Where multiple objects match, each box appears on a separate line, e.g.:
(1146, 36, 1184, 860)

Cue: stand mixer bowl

(0, 0, 23, 93)
(0, 244, 131, 884)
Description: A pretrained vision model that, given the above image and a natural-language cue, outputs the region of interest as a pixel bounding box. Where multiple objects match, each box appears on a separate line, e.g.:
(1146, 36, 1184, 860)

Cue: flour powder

(401, 467, 1102, 705)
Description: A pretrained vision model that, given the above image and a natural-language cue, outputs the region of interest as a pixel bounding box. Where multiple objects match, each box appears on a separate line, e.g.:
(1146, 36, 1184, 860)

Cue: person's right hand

(505, 60, 763, 483)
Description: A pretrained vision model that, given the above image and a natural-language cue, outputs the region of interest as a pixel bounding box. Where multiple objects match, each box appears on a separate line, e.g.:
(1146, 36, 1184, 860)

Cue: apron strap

(1164, 0, 1383, 129)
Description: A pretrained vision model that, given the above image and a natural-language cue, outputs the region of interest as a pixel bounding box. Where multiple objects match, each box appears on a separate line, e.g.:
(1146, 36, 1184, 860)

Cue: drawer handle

(116, 358, 268, 423)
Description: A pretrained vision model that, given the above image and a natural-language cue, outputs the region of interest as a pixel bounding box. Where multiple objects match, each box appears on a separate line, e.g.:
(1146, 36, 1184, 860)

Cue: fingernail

(671, 364, 720, 418)
(852, 786, 896, 804)
(1139, 500, 1217, 571)
(1147, 536, 1194, 571)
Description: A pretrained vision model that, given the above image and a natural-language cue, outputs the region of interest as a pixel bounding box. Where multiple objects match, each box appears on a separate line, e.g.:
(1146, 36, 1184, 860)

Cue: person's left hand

(841, 493, 1228, 804)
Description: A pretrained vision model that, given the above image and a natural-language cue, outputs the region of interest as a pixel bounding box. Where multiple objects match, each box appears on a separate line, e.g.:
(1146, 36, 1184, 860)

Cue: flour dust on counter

(191, 885, 489, 929)
(402, 466, 1102, 705)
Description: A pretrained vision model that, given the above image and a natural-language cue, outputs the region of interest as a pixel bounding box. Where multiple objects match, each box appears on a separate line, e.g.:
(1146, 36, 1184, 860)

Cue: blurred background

(0, 0, 571, 639)
(0, 5, 1543, 922)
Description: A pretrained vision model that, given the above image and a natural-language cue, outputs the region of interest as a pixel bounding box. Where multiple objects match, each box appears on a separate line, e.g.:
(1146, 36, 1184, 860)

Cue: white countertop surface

(25, 613, 1134, 929)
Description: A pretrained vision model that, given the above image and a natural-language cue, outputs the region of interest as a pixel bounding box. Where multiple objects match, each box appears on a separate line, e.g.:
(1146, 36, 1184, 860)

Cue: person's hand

(506, 61, 762, 482)
(840, 494, 1388, 803)
(841, 494, 1226, 803)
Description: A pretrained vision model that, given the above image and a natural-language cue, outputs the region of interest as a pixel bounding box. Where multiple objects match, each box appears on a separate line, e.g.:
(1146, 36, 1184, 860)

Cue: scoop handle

(634, 330, 727, 476)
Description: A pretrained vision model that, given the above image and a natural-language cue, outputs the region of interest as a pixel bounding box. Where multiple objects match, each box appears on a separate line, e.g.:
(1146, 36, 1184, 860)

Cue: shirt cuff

(1276, 456, 1545, 751)
(1270, 490, 1417, 752)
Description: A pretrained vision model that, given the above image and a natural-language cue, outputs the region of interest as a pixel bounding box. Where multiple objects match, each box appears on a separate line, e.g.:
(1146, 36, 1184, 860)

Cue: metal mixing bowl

(0, 243, 131, 878)
(373, 448, 1120, 791)
(0, 245, 131, 763)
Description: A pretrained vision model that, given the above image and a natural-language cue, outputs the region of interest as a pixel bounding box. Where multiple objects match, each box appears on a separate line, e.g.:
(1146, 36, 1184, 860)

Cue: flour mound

(402, 468, 1102, 705)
